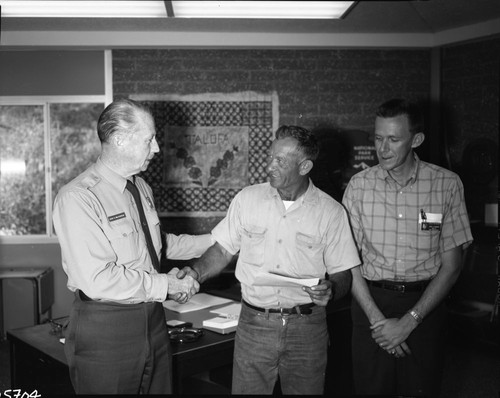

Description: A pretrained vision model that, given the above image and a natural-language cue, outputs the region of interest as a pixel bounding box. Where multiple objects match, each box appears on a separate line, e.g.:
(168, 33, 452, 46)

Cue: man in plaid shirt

(343, 98, 473, 397)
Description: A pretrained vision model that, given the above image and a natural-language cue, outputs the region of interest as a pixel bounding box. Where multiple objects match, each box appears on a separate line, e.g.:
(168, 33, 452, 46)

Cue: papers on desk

(202, 317, 238, 334)
(163, 293, 233, 313)
(253, 271, 319, 288)
(209, 302, 242, 319)
(205, 303, 241, 334)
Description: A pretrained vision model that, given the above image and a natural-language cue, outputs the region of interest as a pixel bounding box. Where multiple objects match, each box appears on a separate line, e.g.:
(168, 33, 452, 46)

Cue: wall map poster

(165, 125, 249, 189)
(131, 92, 279, 216)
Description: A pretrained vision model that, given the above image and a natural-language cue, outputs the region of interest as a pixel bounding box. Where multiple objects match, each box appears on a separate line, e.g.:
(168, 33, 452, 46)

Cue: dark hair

(375, 98, 424, 135)
(275, 125, 319, 161)
(97, 98, 152, 143)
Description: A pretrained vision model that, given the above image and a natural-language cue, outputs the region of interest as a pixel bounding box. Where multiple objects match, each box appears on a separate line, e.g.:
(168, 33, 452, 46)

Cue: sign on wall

(342, 130, 378, 190)
(131, 91, 279, 217)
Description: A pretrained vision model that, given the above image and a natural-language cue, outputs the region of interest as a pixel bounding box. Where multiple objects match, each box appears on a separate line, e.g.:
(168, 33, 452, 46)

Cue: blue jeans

(232, 302, 328, 394)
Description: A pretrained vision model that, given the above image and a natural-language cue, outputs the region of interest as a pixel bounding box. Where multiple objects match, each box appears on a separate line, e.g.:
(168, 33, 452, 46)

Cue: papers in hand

(163, 293, 233, 313)
(253, 271, 319, 288)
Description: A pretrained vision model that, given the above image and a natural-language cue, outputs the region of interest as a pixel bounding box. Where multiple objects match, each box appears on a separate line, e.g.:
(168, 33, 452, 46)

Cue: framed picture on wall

(131, 91, 279, 217)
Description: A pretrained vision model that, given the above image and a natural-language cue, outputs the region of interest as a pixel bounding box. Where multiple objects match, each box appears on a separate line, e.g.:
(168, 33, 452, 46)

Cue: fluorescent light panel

(0, 1, 168, 18)
(171, 1, 355, 19)
(0, 1, 355, 19)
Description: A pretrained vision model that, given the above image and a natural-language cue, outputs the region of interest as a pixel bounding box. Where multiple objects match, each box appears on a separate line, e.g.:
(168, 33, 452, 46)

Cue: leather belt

(242, 299, 315, 315)
(366, 279, 430, 293)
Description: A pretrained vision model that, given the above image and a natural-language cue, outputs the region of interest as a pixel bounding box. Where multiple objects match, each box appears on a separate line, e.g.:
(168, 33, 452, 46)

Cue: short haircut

(375, 98, 424, 135)
(97, 98, 152, 143)
(275, 125, 320, 161)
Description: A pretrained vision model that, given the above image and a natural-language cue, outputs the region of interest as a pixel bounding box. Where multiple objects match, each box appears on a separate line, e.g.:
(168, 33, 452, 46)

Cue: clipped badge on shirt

(419, 209, 442, 231)
(108, 212, 126, 222)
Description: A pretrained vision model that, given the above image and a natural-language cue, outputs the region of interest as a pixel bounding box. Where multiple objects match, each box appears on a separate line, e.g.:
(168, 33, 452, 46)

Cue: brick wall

(113, 49, 430, 131)
(441, 37, 500, 220)
(441, 37, 499, 167)
(113, 48, 431, 234)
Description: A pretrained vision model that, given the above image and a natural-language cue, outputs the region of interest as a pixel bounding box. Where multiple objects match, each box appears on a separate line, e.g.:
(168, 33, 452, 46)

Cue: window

(0, 98, 104, 238)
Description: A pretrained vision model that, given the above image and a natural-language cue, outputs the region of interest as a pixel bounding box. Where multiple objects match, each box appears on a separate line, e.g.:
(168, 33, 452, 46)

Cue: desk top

(0, 267, 52, 279)
(7, 303, 236, 366)
(7, 320, 68, 365)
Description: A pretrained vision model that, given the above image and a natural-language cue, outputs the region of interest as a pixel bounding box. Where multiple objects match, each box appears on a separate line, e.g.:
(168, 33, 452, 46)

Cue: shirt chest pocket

(295, 232, 325, 272)
(410, 229, 441, 253)
(104, 220, 139, 265)
(240, 225, 267, 267)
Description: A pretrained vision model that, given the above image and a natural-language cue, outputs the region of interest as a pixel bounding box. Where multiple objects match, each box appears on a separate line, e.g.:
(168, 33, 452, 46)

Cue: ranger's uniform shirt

(212, 180, 360, 308)
(53, 158, 212, 304)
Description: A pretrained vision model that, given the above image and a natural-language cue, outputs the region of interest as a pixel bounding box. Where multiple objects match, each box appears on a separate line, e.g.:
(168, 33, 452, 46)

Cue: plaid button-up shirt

(342, 155, 473, 282)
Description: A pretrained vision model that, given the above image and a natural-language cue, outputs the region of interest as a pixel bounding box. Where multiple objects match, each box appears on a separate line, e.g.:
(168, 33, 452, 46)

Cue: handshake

(166, 266, 200, 304)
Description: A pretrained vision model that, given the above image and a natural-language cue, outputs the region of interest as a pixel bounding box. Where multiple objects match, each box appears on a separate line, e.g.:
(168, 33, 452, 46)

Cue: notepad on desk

(203, 316, 238, 334)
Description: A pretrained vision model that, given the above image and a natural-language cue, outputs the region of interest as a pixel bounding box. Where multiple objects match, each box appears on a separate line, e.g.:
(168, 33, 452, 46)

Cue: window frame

(0, 95, 108, 244)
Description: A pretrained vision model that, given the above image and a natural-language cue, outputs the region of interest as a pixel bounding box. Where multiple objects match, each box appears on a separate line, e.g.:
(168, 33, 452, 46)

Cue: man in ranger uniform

(53, 99, 211, 394)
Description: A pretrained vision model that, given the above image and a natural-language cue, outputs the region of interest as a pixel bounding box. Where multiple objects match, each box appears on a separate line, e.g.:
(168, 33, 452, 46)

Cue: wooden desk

(165, 304, 236, 392)
(7, 303, 236, 395)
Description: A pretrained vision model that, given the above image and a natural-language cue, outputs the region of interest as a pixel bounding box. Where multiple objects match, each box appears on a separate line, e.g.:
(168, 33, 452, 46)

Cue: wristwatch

(407, 309, 423, 324)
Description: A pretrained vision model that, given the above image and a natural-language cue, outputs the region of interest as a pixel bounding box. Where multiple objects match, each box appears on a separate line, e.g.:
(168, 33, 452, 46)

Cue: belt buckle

(279, 308, 291, 326)
(396, 284, 406, 293)
(280, 307, 291, 316)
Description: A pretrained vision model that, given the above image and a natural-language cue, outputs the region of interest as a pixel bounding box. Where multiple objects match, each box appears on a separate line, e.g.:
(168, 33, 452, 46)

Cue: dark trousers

(65, 292, 172, 394)
(351, 285, 447, 397)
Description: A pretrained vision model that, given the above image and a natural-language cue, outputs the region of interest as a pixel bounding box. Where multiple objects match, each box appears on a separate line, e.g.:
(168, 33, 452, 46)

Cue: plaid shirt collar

(379, 152, 421, 188)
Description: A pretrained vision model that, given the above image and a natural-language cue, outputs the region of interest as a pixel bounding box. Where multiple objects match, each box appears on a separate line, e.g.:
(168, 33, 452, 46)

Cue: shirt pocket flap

(106, 220, 135, 239)
(242, 225, 267, 239)
(104, 220, 138, 265)
(240, 225, 267, 267)
(296, 232, 323, 249)
(295, 232, 325, 274)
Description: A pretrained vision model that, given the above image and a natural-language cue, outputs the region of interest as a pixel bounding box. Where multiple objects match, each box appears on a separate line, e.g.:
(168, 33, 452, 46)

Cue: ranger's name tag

(108, 212, 126, 222)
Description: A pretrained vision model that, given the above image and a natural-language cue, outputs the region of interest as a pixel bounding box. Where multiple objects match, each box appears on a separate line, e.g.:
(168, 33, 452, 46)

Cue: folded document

(253, 271, 319, 287)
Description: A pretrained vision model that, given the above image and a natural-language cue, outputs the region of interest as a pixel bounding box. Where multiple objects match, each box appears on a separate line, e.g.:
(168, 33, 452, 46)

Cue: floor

(1, 312, 498, 396)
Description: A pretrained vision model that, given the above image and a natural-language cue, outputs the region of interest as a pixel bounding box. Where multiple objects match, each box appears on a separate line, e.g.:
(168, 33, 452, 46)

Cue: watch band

(408, 309, 423, 324)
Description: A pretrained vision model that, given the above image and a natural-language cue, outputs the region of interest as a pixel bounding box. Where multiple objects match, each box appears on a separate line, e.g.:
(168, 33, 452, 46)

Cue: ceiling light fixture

(0, 1, 168, 18)
(171, 1, 356, 19)
(0, 0, 356, 19)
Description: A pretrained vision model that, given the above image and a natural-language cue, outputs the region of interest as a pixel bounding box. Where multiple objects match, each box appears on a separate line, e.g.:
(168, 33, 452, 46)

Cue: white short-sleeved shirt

(212, 180, 360, 308)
